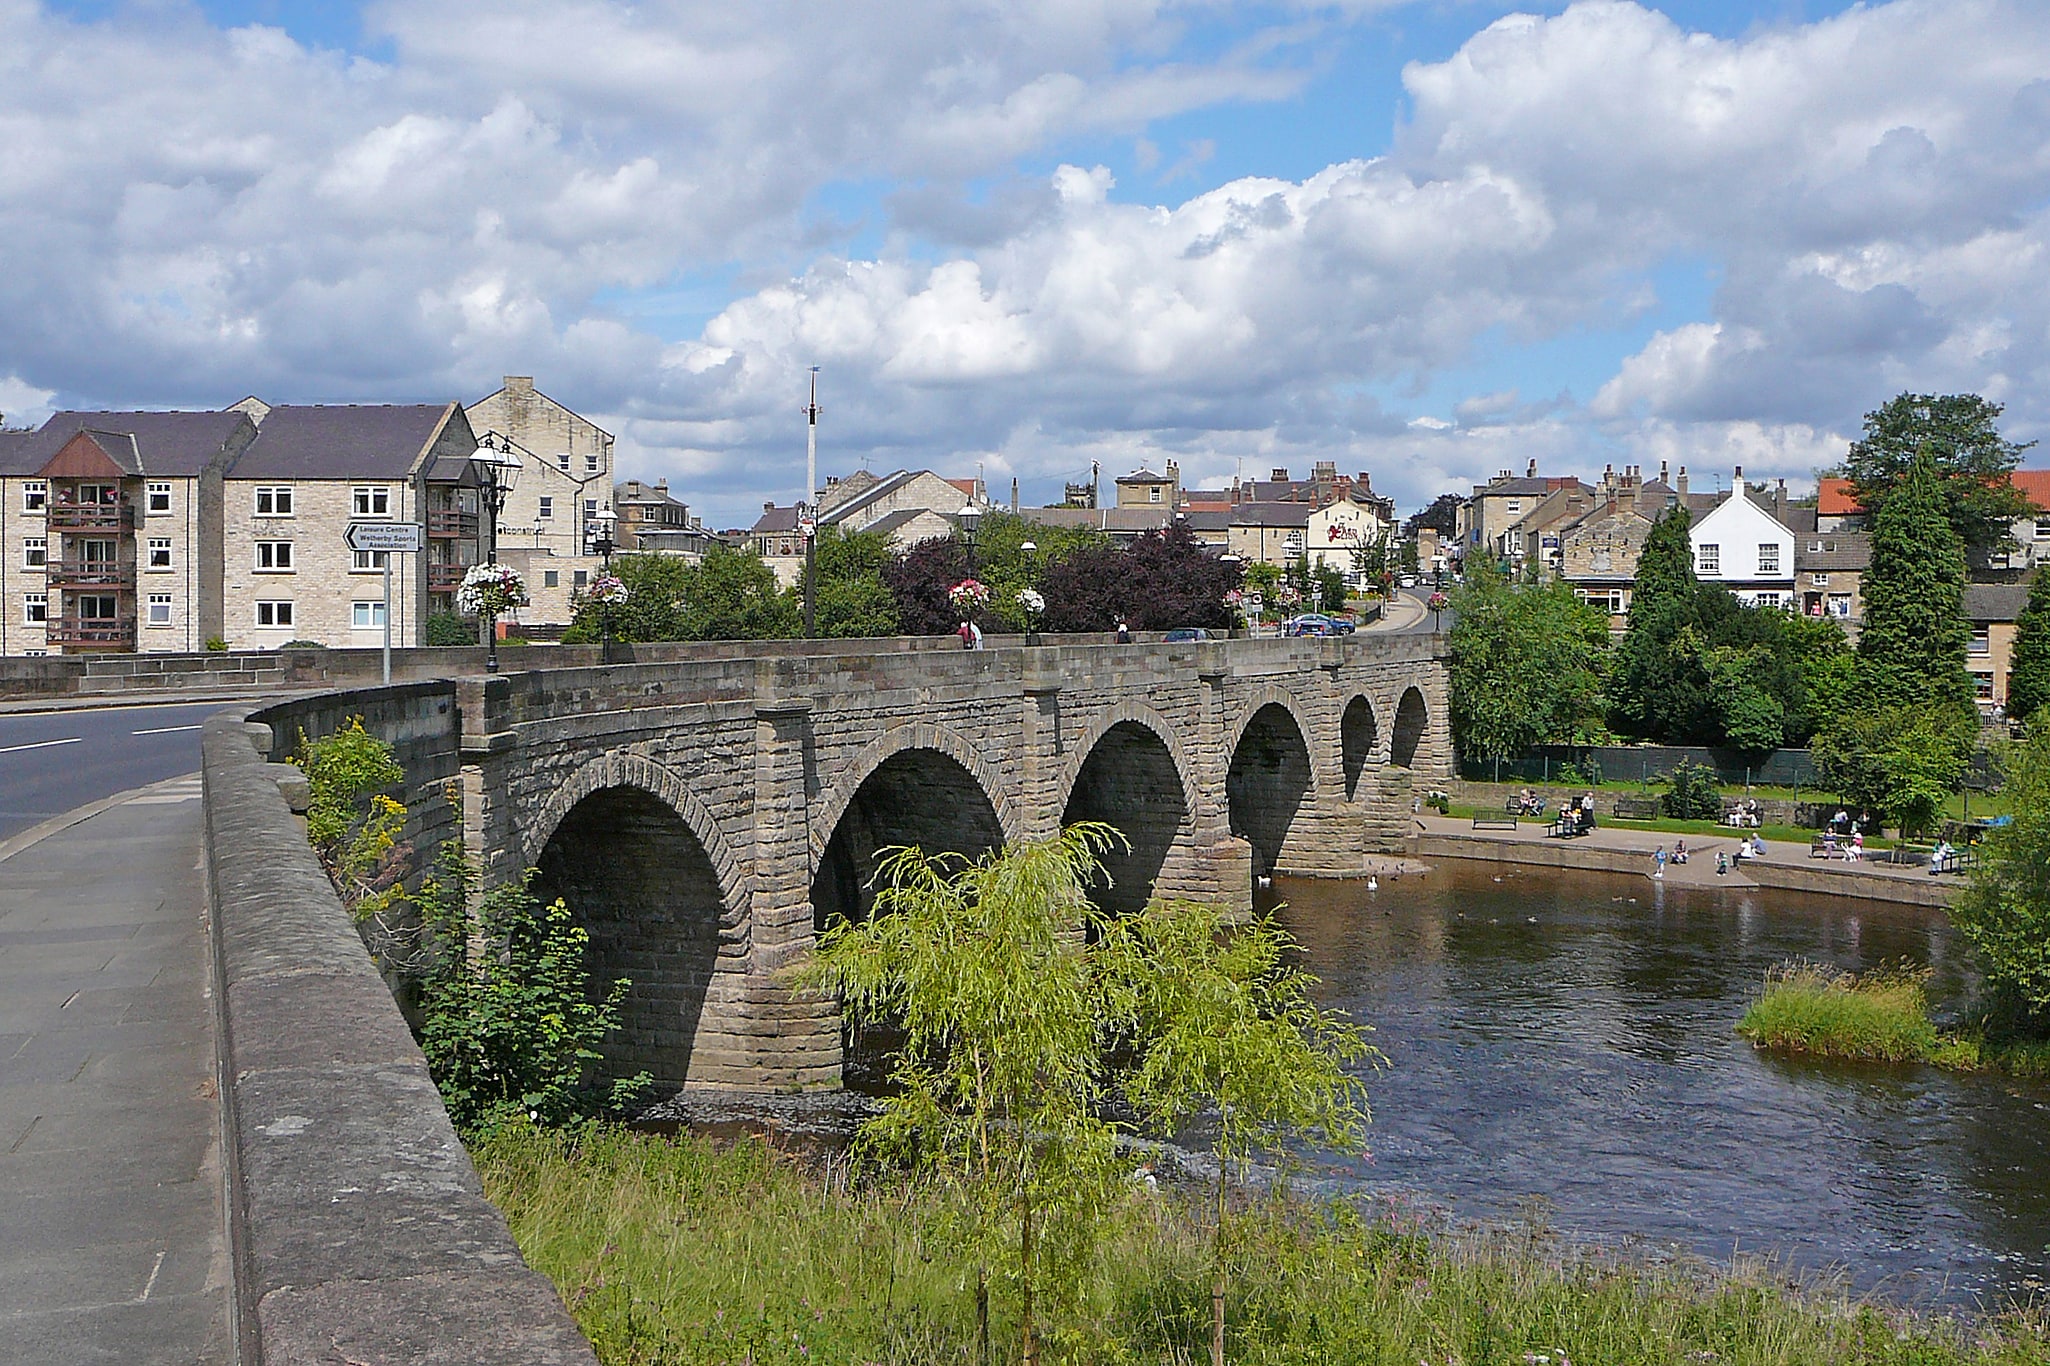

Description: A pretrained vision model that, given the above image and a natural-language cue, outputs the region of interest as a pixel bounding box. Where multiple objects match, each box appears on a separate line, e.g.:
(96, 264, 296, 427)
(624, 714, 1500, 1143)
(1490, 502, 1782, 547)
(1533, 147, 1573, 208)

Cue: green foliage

(1736, 961, 1950, 1064)
(204, 635, 229, 652)
(1839, 392, 2036, 558)
(1660, 759, 1722, 821)
(1612, 505, 1712, 742)
(1857, 452, 1974, 712)
(567, 548, 798, 643)
(1314, 562, 1350, 614)
(413, 835, 647, 1133)
(293, 719, 410, 939)
(1447, 558, 1612, 763)
(424, 611, 476, 646)
(2006, 573, 2050, 725)
(1812, 703, 1978, 837)
(1955, 729, 2050, 1034)
(477, 1122, 2050, 1366)
(804, 526, 902, 637)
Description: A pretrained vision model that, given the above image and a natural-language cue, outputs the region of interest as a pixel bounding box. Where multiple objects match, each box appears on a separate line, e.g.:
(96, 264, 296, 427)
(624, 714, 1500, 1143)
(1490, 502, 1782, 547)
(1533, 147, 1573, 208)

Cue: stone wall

(199, 712, 595, 1364)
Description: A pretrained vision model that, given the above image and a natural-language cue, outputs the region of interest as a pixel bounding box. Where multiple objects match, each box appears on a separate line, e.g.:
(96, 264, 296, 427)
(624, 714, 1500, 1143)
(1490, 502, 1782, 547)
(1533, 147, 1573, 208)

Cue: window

(352, 600, 387, 629)
(1971, 629, 1991, 656)
(146, 593, 172, 627)
(352, 486, 391, 517)
(23, 537, 46, 569)
(584, 498, 598, 520)
(573, 569, 588, 588)
(1753, 591, 1783, 609)
(585, 453, 599, 473)
(254, 485, 293, 516)
(254, 600, 294, 627)
(1757, 542, 1781, 575)
(2037, 518, 2050, 541)
(255, 540, 293, 571)
(77, 483, 117, 506)
(351, 549, 389, 572)
(77, 594, 117, 621)
(543, 570, 559, 588)
(147, 482, 171, 513)
(537, 496, 554, 519)
(147, 538, 172, 570)
(1149, 486, 1162, 503)
(556, 452, 570, 471)
(23, 593, 47, 625)
(1697, 542, 1720, 574)
(1809, 540, 1823, 553)
(1810, 572, 1830, 587)
(1974, 672, 1996, 700)
(23, 481, 46, 513)
(1829, 594, 1852, 618)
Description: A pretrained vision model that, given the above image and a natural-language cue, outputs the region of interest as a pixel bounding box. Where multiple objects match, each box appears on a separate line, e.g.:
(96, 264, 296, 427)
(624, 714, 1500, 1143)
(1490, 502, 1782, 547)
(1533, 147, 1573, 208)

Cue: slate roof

(6, 409, 251, 476)
(1229, 501, 1312, 528)
(1116, 466, 1169, 483)
(230, 404, 457, 480)
(1795, 532, 1871, 571)
(750, 505, 801, 534)
(1018, 506, 1177, 533)
(1965, 583, 2031, 623)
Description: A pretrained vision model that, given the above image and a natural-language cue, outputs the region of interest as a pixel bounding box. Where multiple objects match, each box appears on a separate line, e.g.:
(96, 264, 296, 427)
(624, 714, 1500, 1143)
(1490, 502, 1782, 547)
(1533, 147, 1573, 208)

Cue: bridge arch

(525, 750, 750, 1094)
(1227, 691, 1318, 880)
(1340, 694, 1379, 801)
(1390, 686, 1429, 769)
(808, 722, 1017, 933)
(1058, 703, 1198, 916)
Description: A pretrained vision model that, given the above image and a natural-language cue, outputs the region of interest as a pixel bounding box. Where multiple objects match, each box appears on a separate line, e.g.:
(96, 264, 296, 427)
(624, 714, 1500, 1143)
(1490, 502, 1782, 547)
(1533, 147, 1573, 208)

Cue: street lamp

(585, 506, 618, 655)
(472, 438, 523, 672)
(959, 501, 982, 577)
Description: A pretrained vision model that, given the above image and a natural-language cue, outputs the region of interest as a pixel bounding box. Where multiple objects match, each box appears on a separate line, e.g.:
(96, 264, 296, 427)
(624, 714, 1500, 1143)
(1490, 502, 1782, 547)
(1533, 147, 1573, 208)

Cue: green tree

(806, 827, 1132, 1366)
(564, 552, 692, 643)
(2007, 573, 2050, 725)
(1857, 452, 1974, 713)
(1097, 901, 1375, 1366)
(1610, 505, 1714, 742)
(1447, 558, 1612, 764)
(1812, 704, 1976, 837)
(804, 526, 901, 638)
(680, 544, 800, 640)
(1955, 728, 2050, 1033)
(1839, 392, 2035, 559)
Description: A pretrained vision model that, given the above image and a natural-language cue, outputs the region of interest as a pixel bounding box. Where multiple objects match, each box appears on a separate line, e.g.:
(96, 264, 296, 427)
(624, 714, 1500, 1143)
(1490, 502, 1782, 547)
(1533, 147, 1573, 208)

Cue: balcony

(46, 559, 135, 590)
(428, 508, 479, 538)
(428, 562, 469, 593)
(48, 500, 135, 532)
(45, 615, 137, 649)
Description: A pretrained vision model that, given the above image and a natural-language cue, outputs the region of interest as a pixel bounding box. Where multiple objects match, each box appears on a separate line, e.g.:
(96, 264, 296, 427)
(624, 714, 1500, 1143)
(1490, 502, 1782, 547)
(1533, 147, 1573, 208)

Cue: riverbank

(1412, 814, 1956, 908)
(475, 1121, 2050, 1365)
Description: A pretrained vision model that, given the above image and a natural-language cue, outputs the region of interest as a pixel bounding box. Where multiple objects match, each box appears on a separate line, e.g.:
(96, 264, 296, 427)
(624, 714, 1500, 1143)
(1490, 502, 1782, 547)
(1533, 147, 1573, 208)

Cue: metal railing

(44, 615, 137, 647)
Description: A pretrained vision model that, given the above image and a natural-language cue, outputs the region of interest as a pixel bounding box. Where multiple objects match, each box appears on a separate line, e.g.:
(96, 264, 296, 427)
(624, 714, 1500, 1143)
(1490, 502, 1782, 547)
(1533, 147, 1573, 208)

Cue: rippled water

(1267, 862, 2050, 1308)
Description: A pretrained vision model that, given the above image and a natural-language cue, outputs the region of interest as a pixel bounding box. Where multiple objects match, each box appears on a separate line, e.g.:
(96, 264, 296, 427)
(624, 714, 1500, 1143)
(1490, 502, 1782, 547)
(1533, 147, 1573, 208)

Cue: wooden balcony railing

(427, 562, 469, 592)
(45, 560, 135, 589)
(45, 616, 137, 647)
(427, 508, 479, 538)
(48, 501, 135, 532)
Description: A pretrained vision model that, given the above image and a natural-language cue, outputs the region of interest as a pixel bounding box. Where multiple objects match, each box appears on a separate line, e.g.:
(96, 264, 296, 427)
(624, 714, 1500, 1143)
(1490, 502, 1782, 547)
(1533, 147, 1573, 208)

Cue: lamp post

(472, 438, 523, 672)
(959, 501, 982, 577)
(1019, 539, 1039, 645)
(585, 505, 617, 655)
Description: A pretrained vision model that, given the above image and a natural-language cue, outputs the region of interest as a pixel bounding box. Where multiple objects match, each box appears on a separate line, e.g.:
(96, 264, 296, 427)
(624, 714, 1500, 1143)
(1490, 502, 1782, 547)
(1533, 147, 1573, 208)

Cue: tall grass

(1736, 961, 1966, 1064)
(474, 1122, 2050, 1365)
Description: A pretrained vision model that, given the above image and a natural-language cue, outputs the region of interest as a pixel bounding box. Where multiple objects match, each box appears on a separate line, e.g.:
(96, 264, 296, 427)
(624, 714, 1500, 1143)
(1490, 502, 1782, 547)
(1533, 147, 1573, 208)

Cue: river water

(1267, 862, 2050, 1308)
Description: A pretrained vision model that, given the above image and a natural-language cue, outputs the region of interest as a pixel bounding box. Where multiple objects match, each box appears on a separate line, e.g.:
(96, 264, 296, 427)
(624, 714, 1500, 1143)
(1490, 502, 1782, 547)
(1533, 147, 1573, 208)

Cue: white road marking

(131, 724, 203, 736)
(0, 737, 82, 755)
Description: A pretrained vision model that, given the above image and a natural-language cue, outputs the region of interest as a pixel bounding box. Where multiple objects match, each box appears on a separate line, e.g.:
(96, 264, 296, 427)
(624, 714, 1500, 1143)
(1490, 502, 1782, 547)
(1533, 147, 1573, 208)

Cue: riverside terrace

(247, 632, 1451, 1097)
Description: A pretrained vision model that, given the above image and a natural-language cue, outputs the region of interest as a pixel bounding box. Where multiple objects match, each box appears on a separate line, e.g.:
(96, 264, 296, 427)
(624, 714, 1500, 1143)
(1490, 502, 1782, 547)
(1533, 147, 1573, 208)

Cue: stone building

(1967, 581, 2031, 710)
(0, 410, 256, 655)
(615, 478, 716, 560)
(754, 469, 986, 587)
(1688, 471, 1798, 609)
(1114, 461, 1180, 508)
(1305, 487, 1395, 584)
(220, 404, 484, 650)
(464, 377, 615, 628)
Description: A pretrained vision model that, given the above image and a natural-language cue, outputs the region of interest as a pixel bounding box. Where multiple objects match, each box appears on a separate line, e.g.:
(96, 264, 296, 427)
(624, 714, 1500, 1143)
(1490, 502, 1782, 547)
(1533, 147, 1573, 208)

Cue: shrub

(279, 639, 324, 650)
(204, 636, 228, 652)
(1736, 960, 1947, 1063)
(425, 612, 476, 646)
(1660, 758, 1721, 820)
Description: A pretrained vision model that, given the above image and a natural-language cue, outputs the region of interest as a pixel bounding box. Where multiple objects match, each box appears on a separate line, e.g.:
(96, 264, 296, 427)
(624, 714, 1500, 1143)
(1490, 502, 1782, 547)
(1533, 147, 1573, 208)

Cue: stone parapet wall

(199, 712, 595, 1364)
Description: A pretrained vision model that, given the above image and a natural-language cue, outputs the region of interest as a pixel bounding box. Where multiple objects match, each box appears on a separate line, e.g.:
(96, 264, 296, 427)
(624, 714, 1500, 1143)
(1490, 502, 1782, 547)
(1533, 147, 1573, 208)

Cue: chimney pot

(1677, 467, 1689, 495)
(1527, 458, 1537, 478)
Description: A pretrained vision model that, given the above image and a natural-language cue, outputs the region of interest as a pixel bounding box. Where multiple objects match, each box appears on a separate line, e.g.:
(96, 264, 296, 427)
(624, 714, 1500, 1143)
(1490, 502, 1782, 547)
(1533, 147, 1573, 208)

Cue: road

(0, 701, 233, 843)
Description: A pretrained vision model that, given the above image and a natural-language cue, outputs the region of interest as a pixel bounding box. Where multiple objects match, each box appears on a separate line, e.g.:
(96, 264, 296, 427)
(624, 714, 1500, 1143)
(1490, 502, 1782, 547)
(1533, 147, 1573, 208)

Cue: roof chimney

(1677, 466, 1689, 496)
(1526, 458, 1537, 479)
(765, 501, 775, 513)
(655, 479, 667, 495)
(1011, 476, 1019, 513)
(1271, 467, 1289, 482)
(505, 376, 533, 395)
(1774, 477, 1787, 523)
(1658, 459, 1669, 485)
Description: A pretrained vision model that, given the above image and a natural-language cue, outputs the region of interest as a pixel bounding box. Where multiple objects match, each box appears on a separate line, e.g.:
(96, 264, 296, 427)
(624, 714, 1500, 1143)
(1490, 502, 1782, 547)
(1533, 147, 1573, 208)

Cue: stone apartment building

(465, 376, 616, 628)
(220, 404, 485, 650)
(754, 469, 985, 588)
(1456, 460, 1585, 563)
(0, 410, 256, 655)
(1115, 462, 1180, 508)
(615, 478, 718, 559)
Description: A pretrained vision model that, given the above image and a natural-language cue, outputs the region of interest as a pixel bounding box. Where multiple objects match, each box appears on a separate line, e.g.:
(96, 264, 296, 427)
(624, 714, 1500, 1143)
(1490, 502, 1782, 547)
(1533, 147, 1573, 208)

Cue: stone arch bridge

(264, 634, 1449, 1094)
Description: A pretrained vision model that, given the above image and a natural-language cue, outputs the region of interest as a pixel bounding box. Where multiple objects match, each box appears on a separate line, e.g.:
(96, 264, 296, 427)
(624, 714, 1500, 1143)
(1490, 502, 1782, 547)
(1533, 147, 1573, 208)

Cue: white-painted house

(1306, 489, 1395, 584)
(1689, 475, 1797, 609)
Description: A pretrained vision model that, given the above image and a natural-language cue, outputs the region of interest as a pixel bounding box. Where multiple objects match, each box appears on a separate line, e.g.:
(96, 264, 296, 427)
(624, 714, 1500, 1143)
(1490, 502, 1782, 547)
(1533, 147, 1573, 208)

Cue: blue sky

(6, 0, 2045, 520)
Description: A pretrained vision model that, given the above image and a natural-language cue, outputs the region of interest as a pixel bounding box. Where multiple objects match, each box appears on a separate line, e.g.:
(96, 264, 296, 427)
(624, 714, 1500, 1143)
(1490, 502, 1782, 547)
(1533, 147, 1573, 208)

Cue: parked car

(1399, 574, 1418, 588)
(1162, 627, 1213, 643)
(1284, 614, 1337, 637)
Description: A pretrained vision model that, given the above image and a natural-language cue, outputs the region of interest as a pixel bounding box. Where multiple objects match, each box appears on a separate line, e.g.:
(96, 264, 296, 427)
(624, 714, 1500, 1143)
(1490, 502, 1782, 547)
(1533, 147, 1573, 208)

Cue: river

(1267, 861, 2050, 1308)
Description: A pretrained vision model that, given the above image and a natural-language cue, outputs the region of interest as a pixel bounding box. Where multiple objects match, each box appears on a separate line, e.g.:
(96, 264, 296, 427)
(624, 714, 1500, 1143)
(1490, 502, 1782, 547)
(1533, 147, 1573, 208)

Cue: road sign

(345, 521, 423, 553)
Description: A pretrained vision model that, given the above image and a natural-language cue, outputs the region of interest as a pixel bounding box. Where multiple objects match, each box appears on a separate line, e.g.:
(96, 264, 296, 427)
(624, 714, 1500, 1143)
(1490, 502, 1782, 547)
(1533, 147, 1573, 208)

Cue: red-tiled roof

(2013, 469, 2050, 511)
(1818, 477, 1860, 515)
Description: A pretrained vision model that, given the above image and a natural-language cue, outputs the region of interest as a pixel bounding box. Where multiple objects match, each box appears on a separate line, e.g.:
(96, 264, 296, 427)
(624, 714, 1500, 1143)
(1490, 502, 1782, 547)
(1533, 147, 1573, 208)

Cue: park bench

(1546, 817, 1591, 839)
(1809, 835, 1837, 859)
(1471, 816, 1521, 832)
(1932, 847, 1978, 875)
(1613, 797, 1661, 821)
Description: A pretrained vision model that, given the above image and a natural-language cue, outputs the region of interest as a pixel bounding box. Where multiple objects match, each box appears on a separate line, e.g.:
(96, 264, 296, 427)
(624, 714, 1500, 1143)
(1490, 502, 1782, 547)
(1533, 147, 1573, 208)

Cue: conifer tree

(2008, 572, 2050, 725)
(1610, 504, 1711, 741)
(1857, 452, 1973, 712)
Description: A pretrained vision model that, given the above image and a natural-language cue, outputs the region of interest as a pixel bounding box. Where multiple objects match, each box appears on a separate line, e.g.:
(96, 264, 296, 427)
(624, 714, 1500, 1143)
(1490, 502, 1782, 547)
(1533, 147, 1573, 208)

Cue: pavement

(0, 756, 231, 1361)
(1414, 812, 1950, 895)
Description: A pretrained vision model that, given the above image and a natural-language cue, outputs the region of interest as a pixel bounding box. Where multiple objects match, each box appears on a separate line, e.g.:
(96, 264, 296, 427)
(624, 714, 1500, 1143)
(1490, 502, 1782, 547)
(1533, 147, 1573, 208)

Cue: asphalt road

(0, 700, 232, 843)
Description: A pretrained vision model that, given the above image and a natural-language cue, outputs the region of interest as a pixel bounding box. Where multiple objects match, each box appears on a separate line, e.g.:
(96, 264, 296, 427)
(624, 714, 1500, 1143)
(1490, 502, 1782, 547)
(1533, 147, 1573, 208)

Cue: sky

(4, 0, 2048, 525)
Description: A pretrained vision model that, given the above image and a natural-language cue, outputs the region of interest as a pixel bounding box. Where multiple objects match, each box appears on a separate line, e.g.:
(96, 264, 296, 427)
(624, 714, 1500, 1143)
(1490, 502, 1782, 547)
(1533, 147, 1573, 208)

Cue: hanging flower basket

(1015, 587, 1046, 617)
(457, 562, 529, 617)
(949, 578, 991, 613)
(1427, 591, 1449, 611)
(587, 572, 629, 606)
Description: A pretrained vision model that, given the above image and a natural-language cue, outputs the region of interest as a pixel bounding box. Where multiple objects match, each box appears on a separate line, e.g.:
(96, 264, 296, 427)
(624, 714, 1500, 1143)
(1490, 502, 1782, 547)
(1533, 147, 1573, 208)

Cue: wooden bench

(1932, 848, 1977, 875)
(1613, 797, 1660, 821)
(1809, 836, 1839, 859)
(1471, 816, 1521, 832)
(1546, 817, 1591, 839)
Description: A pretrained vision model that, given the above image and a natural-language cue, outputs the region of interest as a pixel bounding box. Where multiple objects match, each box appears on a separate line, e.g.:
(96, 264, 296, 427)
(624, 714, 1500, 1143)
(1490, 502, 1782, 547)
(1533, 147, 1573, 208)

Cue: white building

(1689, 472, 1797, 608)
(1305, 489, 1395, 584)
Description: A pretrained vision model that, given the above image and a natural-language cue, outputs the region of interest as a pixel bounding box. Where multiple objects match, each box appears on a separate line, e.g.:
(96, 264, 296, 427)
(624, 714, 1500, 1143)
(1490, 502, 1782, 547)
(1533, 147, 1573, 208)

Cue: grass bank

(475, 1122, 2050, 1365)
(1737, 962, 2050, 1079)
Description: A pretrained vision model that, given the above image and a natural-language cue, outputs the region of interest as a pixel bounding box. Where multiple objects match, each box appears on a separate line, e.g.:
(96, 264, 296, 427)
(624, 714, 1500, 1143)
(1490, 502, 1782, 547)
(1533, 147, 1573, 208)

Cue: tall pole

(381, 550, 392, 685)
(804, 366, 820, 639)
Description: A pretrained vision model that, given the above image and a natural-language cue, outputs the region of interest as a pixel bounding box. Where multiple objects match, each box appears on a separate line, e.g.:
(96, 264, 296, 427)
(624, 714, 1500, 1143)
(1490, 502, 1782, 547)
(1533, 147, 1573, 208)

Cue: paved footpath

(0, 775, 231, 1363)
